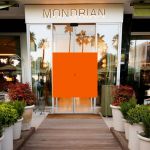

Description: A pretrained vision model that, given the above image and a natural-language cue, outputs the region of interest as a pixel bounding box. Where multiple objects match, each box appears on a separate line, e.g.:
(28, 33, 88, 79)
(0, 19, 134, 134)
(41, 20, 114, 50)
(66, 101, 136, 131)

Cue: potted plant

(138, 109, 150, 150)
(0, 103, 18, 150)
(120, 97, 136, 139)
(110, 85, 134, 132)
(8, 82, 36, 130)
(127, 105, 148, 150)
(10, 101, 25, 140)
(0, 122, 4, 150)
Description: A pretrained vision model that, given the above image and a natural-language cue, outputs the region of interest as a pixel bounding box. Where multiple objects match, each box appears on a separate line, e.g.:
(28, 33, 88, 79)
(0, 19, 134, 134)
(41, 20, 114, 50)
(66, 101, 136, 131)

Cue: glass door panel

(29, 24, 52, 107)
(57, 98, 73, 113)
(53, 24, 73, 112)
(74, 98, 93, 113)
(96, 24, 120, 116)
(73, 24, 96, 113)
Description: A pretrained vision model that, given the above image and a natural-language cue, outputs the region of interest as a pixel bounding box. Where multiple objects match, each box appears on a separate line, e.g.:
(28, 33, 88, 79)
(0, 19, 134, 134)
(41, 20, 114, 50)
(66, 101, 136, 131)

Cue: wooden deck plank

(21, 115, 121, 150)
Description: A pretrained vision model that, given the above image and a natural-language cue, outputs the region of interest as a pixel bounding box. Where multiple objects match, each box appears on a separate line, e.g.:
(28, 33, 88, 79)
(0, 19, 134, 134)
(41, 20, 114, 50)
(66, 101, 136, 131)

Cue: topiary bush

(141, 109, 150, 138)
(0, 103, 18, 127)
(120, 97, 136, 120)
(9, 101, 25, 119)
(127, 105, 148, 125)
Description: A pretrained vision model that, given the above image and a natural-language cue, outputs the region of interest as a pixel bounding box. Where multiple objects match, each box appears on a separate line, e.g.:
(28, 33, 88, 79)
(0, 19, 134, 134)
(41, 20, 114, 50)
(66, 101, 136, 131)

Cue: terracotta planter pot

(13, 117, 23, 140)
(2, 126, 13, 150)
(138, 133, 150, 150)
(128, 123, 143, 150)
(110, 104, 124, 132)
(22, 105, 34, 131)
(0, 135, 4, 150)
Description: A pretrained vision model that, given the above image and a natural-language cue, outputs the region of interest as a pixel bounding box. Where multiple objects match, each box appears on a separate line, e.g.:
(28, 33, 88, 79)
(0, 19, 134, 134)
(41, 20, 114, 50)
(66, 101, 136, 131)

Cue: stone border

(14, 127, 35, 150)
(110, 127, 129, 150)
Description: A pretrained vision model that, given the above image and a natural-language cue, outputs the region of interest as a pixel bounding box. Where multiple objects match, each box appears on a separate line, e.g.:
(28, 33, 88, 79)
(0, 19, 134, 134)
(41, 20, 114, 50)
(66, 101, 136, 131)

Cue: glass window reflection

(30, 25, 52, 106)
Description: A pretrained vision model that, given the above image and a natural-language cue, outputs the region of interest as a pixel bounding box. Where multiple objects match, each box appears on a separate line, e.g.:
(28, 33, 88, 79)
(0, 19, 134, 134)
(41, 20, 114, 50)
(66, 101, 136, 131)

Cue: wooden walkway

(21, 115, 122, 150)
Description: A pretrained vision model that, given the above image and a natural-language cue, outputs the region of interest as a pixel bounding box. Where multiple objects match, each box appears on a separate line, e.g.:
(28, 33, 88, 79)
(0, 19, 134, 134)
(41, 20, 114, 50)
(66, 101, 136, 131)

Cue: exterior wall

(120, 14, 132, 85)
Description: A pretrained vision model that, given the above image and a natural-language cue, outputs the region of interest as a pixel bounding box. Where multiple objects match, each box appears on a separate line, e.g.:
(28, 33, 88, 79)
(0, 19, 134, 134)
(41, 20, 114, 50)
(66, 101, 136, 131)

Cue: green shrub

(9, 101, 25, 119)
(120, 97, 136, 120)
(141, 110, 150, 138)
(0, 103, 18, 127)
(127, 105, 148, 125)
(146, 105, 150, 111)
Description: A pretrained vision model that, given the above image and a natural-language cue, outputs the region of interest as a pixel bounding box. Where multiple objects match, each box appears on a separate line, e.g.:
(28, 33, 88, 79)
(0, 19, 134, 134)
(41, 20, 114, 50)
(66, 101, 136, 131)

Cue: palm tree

(76, 30, 90, 52)
(112, 34, 119, 50)
(30, 32, 36, 42)
(64, 25, 73, 52)
(30, 32, 37, 52)
(47, 24, 56, 30)
(38, 39, 48, 65)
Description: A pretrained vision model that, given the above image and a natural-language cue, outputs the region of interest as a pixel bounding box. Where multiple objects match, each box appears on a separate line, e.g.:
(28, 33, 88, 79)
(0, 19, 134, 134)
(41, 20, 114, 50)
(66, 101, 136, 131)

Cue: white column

(116, 23, 123, 85)
(20, 30, 31, 84)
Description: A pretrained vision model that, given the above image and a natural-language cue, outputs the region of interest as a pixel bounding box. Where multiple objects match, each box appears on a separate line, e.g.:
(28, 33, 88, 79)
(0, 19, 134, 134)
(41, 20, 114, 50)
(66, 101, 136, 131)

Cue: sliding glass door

(53, 24, 96, 113)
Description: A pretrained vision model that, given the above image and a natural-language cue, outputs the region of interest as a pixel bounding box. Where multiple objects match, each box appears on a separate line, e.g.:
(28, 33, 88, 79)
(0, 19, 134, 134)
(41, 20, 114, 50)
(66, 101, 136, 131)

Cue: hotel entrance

(53, 24, 96, 113)
(26, 4, 123, 114)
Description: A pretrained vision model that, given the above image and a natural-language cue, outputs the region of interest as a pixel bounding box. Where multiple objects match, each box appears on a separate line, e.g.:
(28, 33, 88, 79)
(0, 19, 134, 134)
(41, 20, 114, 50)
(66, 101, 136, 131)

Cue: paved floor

(21, 115, 121, 150)
(103, 116, 113, 129)
(31, 111, 48, 129)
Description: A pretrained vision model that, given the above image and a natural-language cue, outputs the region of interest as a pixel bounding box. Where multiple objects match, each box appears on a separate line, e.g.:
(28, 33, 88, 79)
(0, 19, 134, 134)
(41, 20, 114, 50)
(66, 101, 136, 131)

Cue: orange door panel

(52, 52, 97, 98)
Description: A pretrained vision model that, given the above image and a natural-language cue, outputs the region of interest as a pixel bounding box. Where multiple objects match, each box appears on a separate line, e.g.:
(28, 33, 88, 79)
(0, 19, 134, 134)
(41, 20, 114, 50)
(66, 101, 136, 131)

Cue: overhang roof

(0, 0, 149, 19)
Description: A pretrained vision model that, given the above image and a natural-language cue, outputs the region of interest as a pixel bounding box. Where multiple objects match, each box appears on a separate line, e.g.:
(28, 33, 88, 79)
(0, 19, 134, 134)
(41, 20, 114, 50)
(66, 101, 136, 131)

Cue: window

(128, 35, 150, 103)
(0, 36, 21, 92)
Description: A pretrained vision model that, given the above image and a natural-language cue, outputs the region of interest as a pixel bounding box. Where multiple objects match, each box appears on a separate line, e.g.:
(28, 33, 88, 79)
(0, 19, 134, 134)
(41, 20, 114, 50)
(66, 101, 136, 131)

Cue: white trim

(25, 105, 35, 109)
(116, 23, 122, 85)
(26, 24, 32, 84)
(50, 24, 54, 112)
(138, 133, 150, 142)
(20, 33, 27, 83)
(110, 104, 120, 109)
